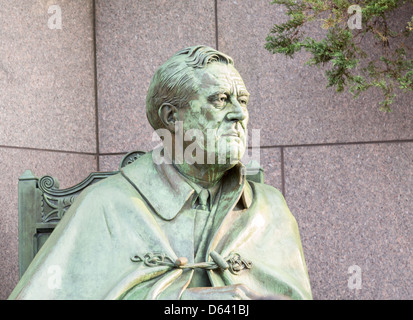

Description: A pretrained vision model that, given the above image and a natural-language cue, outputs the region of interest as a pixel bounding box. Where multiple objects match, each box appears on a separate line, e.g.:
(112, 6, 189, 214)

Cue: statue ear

(158, 103, 178, 132)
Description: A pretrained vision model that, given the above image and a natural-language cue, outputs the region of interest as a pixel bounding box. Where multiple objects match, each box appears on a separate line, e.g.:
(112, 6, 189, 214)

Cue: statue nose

(226, 101, 248, 122)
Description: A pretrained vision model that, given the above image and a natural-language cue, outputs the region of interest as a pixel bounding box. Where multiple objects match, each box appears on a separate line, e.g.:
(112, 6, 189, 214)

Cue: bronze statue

(9, 45, 312, 300)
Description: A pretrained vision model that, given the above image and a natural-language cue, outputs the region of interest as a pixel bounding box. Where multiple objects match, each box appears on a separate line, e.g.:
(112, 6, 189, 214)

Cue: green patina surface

(10, 46, 312, 300)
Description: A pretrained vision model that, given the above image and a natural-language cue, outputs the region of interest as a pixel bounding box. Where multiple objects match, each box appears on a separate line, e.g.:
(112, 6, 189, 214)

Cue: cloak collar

(120, 150, 252, 221)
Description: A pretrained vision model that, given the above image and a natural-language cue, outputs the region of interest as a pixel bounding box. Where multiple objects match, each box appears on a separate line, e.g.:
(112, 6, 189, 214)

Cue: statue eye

(208, 93, 230, 108)
(239, 98, 248, 105)
(218, 94, 228, 103)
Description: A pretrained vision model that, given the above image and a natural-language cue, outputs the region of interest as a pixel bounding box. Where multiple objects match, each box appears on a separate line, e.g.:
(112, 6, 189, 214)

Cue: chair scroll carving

(18, 151, 146, 278)
(39, 173, 117, 223)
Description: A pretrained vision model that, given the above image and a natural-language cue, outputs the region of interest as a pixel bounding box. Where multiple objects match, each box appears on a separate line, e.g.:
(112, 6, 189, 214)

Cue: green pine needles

(265, 0, 413, 111)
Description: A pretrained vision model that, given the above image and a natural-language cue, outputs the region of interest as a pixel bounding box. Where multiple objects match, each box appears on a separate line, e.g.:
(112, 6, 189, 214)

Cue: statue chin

(216, 144, 245, 166)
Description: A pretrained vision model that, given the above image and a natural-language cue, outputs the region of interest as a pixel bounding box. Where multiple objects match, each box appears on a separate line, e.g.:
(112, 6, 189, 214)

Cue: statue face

(177, 62, 249, 165)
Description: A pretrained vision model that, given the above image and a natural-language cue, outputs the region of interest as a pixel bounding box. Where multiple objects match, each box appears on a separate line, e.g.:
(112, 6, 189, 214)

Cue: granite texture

(0, 147, 97, 300)
(284, 143, 413, 299)
(95, 0, 217, 154)
(0, 0, 96, 153)
(247, 147, 282, 192)
(217, 0, 413, 147)
(99, 154, 126, 172)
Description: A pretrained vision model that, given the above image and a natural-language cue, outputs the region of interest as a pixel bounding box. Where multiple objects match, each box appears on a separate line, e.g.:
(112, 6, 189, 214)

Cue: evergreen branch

(265, 0, 413, 111)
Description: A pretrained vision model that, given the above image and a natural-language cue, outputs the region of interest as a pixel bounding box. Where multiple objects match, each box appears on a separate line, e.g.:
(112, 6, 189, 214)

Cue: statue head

(146, 45, 249, 168)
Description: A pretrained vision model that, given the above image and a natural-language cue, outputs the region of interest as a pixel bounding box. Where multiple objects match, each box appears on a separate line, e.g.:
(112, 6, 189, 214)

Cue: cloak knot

(130, 251, 253, 275)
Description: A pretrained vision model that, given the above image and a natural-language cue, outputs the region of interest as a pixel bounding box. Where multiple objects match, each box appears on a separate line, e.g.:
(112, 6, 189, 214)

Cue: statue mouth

(221, 131, 240, 137)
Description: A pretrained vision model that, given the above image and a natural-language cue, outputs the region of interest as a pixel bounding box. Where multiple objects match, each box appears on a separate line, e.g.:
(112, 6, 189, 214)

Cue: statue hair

(146, 45, 234, 131)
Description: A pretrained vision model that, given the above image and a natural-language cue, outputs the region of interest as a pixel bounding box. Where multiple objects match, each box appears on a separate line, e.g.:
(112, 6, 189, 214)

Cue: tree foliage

(265, 0, 413, 111)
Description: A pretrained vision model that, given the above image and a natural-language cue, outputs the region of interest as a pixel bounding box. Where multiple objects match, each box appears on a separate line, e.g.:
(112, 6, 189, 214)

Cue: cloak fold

(9, 152, 312, 300)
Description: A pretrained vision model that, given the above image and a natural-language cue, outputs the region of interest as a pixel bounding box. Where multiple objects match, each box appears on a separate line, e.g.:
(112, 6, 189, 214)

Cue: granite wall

(1, 0, 412, 300)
